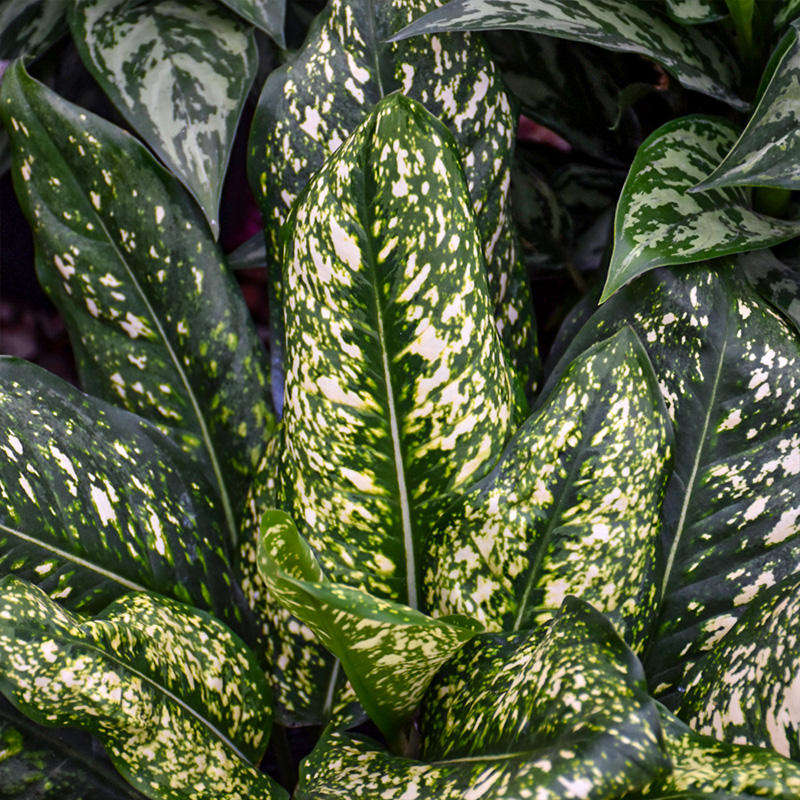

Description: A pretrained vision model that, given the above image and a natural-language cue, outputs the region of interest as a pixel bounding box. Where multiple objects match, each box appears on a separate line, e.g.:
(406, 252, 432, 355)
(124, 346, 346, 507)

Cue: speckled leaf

(630, 705, 800, 798)
(545, 260, 800, 702)
(0, 0, 65, 60)
(677, 573, 800, 760)
(0, 697, 146, 800)
(601, 116, 800, 302)
(424, 327, 672, 653)
(696, 22, 800, 194)
(248, 0, 538, 408)
(257, 510, 480, 744)
(666, 0, 728, 24)
(0, 578, 284, 800)
(68, 0, 257, 238)
(0, 62, 274, 547)
(0, 357, 250, 636)
(216, 0, 285, 46)
(296, 598, 669, 799)
(391, 0, 745, 109)
(740, 247, 800, 335)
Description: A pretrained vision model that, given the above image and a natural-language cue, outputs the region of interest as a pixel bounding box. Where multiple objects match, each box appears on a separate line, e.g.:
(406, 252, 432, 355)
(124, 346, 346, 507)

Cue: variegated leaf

(248, 0, 538, 406)
(391, 0, 745, 109)
(0, 62, 274, 547)
(601, 116, 800, 303)
(545, 260, 800, 702)
(630, 705, 800, 798)
(68, 0, 258, 238)
(695, 21, 800, 194)
(740, 247, 800, 335)
(677, 573, 800, 759)
(666, 0, 728, 24)
(296, 599, 668, 799)
(0, 578, 284, 800)
(773, 0, 800, 33)
(0, 0, 65, 60)
(0, 697, 146, 800)
(424, 327, 672, 653)
(257, 510, 480, 745)
(0, 356, 250, 635)
(216, 0, 285, 46)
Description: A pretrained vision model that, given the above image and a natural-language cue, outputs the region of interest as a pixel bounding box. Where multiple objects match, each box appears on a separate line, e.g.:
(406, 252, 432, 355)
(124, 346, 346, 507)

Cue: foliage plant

(4, 0, 800, 797)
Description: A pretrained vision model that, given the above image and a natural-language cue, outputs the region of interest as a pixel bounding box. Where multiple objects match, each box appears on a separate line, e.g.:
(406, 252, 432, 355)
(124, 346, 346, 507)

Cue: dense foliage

(2, 0, 800, 797)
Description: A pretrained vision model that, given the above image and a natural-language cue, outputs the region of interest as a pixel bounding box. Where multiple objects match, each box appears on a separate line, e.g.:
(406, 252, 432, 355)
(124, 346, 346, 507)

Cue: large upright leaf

(424, 327, 672, 653)
(0, 62, 273, 546)
(545, 260, 800, 701)
(0, 357, 248, 633)
(695, 21, 800, 193)
(0, 0, 65, 60)
(248, 0, 538, 408)
(391, 0, 745, 109)
(601, 116, 800, 302)
(0, 578, 284, 800)
(68, 0, 258, 238)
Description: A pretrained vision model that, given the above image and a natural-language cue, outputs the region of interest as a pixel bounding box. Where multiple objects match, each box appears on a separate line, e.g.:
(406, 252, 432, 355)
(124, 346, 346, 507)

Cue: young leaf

(0, 356, 248, 633)
(695, 21, 800, 193)
(257, 510, 480, 745)
(216, 0, 285, 46)
(424, 327, 672, 653)
(68, 0, 258, 238)
(601, 116, 800, 302)
(0, 578, 284, 800)
(248, 0, 538, 405)
(0, 0, 65, 60)
(390, 0, 745, 110)
(0, 61, 274, 547)
(666, 0, 728, 24)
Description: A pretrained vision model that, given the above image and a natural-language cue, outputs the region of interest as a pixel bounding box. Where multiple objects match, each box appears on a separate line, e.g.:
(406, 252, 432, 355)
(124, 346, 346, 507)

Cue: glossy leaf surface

(0, 0, 65, 60)
(0, 62, 274, 546)
(0, 578, 283, 800)
(546, 261, 800, 700)
(391, 0, 745, 109)
(0, 356, 246, 632)
(258, 510, 479, 743)
(217, 0, 285, 46)
(602, 116, 800, 302)
(69, 0, 258, 237)
(424, 327, 672, 653)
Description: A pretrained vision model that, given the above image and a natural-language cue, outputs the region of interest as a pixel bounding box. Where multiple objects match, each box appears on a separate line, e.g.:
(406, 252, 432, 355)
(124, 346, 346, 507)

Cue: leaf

(677, 573, 800, 759)
(0, 578, 285, 800)
(248, 0, 539, 404)
(257, 510, 479, 745)
(666, 0, 728, 24)
(390, 0, 746, 110)
(216, 0, 285, 46)
(0, 0, 66, 60)
(545, 260, 800, 701)
(0, 61, 274, 548)
(68, 0, 258, 238)
(772, 1, 800, 34)
(424, 327, 672, 653)
(740, 247, 800, 335)
(695, 21, 800, 194)
(601, 116, 800, 303)
(228, 231, 266, 271)
(296, 599, 669, 799)
(0, 696, 146, 800)
(0, 357, 250, 635)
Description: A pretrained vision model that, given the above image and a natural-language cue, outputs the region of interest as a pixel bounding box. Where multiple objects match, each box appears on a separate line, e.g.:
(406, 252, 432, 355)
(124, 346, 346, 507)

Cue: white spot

(8, 436, 22, 455)
(90, 191, 101, 210)
(86, 297, 99, 317)
(155, 206, 165, 224)
(744, 496, 768, 521)
(120, 312, 149, 339)
(91, 485, 116, 526)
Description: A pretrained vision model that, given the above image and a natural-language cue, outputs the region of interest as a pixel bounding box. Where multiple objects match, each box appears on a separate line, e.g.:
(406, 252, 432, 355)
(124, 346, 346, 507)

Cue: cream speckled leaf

(391, 0, 745, 109)
(248, 0, 538, 409)
(297, 599, 669, 799)
(0, 578, 284, 800)
(257, 510, 480, 744)
(0, 0, 65, 60)
(216, 0, 285, 46)
(0, 62, 274, 548)
(0, 356, 249, 635)
(424, 327, 672, 653)
(545, 260, 800, 702)
(677, 573, 800, 760)
(695, 22, 800, 194)
(68, 0, 258, 238)
(601, 116, 800, 303)
(666, 0, 727, 24)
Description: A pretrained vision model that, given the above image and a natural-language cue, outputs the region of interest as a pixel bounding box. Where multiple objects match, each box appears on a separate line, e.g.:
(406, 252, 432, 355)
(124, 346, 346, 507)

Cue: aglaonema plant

(4, 0, 800, 797)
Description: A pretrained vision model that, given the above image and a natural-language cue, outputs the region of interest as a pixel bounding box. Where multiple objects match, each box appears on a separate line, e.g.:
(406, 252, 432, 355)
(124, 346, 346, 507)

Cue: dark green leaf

(68, 0, 258, 238)
(216, 0, 285, 46)
(601, 116, 800, 302)
(424, 327, 672, 653)
(391, 0, 746, 110)
(666, 0, 728, 24)
(0, 578, 284, 800)
(0, 0, 65, 60)
(0, 62, 274, 548)
(229, 232, 266, 271)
